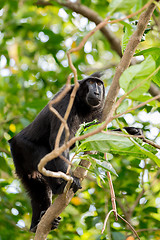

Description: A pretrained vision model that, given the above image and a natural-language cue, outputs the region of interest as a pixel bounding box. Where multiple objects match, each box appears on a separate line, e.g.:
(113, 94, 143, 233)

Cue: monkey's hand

(114, 127, 143, 137)
(71, 176, 82, 193)
(123, 127, 143, 136)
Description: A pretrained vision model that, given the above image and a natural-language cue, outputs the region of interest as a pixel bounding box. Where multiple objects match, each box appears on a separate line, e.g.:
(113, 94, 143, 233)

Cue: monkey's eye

(97, 81, 102, 86)
(89, 80, 94, 84)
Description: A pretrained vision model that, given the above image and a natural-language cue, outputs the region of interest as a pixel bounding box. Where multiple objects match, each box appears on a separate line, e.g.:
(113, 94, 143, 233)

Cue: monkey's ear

(90, 71, 104, 79)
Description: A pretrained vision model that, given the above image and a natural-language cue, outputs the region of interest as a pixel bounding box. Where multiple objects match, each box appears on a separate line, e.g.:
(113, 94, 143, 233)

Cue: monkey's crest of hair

(82, 71, 104, 82)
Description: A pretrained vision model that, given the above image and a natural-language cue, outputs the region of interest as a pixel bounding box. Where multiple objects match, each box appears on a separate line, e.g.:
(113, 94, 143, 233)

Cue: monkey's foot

(40, 211, 61, 230)
(51, 216, 61, 230)
(30, 212, 61, 232)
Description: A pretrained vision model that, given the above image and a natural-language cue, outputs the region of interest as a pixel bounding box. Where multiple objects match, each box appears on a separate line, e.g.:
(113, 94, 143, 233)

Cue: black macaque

(9, 72, 143, 233)
(8, 72, 105, 232)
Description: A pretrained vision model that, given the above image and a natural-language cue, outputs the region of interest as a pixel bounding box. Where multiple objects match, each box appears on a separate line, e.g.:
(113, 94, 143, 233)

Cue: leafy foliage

(119, 55, 156, 99)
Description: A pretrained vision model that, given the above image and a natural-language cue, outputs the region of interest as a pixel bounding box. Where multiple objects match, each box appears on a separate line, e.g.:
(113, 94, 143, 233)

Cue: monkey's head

(78, 73, 105, 108)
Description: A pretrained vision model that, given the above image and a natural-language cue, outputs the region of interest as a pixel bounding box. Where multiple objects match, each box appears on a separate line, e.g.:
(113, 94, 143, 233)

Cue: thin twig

(37, 0, 154, 58)
(101, 209, 115, 234)
(55, 79, 79, 148)
(105, 152, 118, 221)
(101, 130, 144, 139)
(107, 171, 118, 220)
(60, 155, 73, 166)
(49, 104, 70, 144)
(102, 211, 140, 239)
(114, 94, 160, 120)
(143, 138, 160, 150)
(49, 74, 72, 146)
(149, 83, 160, 102)
(117, 213, 140, 240)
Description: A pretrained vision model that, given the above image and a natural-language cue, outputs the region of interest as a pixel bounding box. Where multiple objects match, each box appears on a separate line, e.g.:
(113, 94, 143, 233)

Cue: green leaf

(77, 130, 159, 167)
(130, 137, 160, 167)
(108, 0, 138, 14)
(122, 22, 134, 54)
(78, 132, 145, 157)
(152, 56, 160, 87)
(135, 47, 160, 86)
(144, 207, 157, 213)
(88, 154, 118, 176)
(142, 143, 158, 155)
(116, 99, 130, 114)
(119, 55, 156, 99)
(135, 47, 160, 61)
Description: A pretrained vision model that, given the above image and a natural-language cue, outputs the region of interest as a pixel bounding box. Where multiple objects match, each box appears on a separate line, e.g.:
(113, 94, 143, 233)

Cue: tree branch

(102, 1, 156, 121)
(149, 82, 160, 100)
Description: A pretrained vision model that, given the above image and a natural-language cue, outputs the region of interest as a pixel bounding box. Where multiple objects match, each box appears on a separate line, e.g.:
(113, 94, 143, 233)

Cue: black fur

(8, 72, 105, 232)
(9, 72, 143, 232)
(114, 127, 143, 136)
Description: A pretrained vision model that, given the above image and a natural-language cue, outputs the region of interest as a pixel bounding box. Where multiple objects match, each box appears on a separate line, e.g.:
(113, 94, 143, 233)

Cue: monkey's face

(86, 78, 104, 107)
